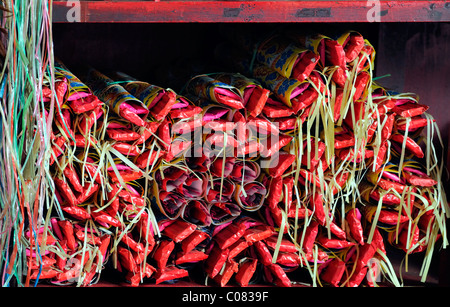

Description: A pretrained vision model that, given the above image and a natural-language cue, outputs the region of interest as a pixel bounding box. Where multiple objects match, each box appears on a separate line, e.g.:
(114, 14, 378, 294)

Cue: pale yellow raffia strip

(271, 183, 289, 264)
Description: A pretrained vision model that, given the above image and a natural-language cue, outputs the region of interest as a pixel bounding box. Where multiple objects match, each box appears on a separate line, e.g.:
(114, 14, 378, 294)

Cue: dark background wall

(376, 23, 450, 172)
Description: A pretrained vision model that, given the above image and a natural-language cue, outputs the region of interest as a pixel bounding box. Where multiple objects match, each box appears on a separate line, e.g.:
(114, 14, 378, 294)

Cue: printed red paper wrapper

(107, 127, 141, 142)
(259, 132, 293, 158)
(54, 178, 79, 207)
(403, 169, 437, 187)
(310, 192, 327, 226)
(186, 74, 245, 109)
(210, 72, 271, 117)
(346, 208, 365, 245)
(205, 245, 230, 278)
(126, 264, 156, 287)
(390, 133, 424, 158)
(256, 34, 319, 82)
(205, 177, 236, 203)
(267, 263, 292, 287)
(302, 221, 320, 254)
(49, 135, 67, 165)
(229, 161, 260, 183)
(85, 68, 149, 127)
(213, 221, 247, 250)
(244, 225, 274, 244)
(60, 205, 90, 221)
(262, 100, 295, 118)
(287, 32, 346, 69)
(320, 258, 346, 287)
(266, 151, 296, 178)
(175, 249, 209, 265)
(29, 219, 113, 286)
(155, 165, 189, 192)
(182, 200, 212, 227)
(347, 265, 368, 287)
(213, 259, 239, 287)
(372, 97, 396, 120)
(368, 186, 416, 207)
(43, 77, 68, 109)
(78, 105, 105, 136)
(155, 190, 188, 219)
(209, 202, 242, 225)
(235, 258, 258, 287)
(338, 31, 365, 63)
(209, 157, 236, 178)
(392, 102, 429, 118)
(116, 72, 178, 121)
(235, 182, 267, 212)
(318, 236, 355, 249)
(154, 266, 189, 284)
(134, 202, 154, 229)
(265, 176, 283, 209)
(162, 219, 197, 243)
(153, 240, 175, 269)
(181, 230, 210, 253)
(228, 238, 250, 259)
(355, 40, 376, 73)
(364, 207, 409, 226)
(92, 209, 121, 228)
(55, 61, 104, 114)
(396, 116, 432, 132)
(301, 138, 326, 171)
(170, 97, 202, 119)
(135, 149, 163, 170)
(252, 63, 319, 110)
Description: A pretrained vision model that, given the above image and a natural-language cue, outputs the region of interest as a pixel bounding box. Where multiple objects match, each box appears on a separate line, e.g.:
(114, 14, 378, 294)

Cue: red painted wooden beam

(53, 1, 450, 23)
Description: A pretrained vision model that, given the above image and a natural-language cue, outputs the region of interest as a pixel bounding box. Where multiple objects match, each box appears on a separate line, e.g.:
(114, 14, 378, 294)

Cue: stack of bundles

(216, 29, 448, 286)
(27, 30, 448, 287)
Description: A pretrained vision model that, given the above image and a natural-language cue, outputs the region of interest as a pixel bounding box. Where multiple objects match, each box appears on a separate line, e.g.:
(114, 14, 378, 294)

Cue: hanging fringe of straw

(0, 0, 55, 287)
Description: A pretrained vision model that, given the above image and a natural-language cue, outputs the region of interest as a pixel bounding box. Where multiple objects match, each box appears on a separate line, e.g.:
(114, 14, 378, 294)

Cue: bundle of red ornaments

(27, 30, 447, 287)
